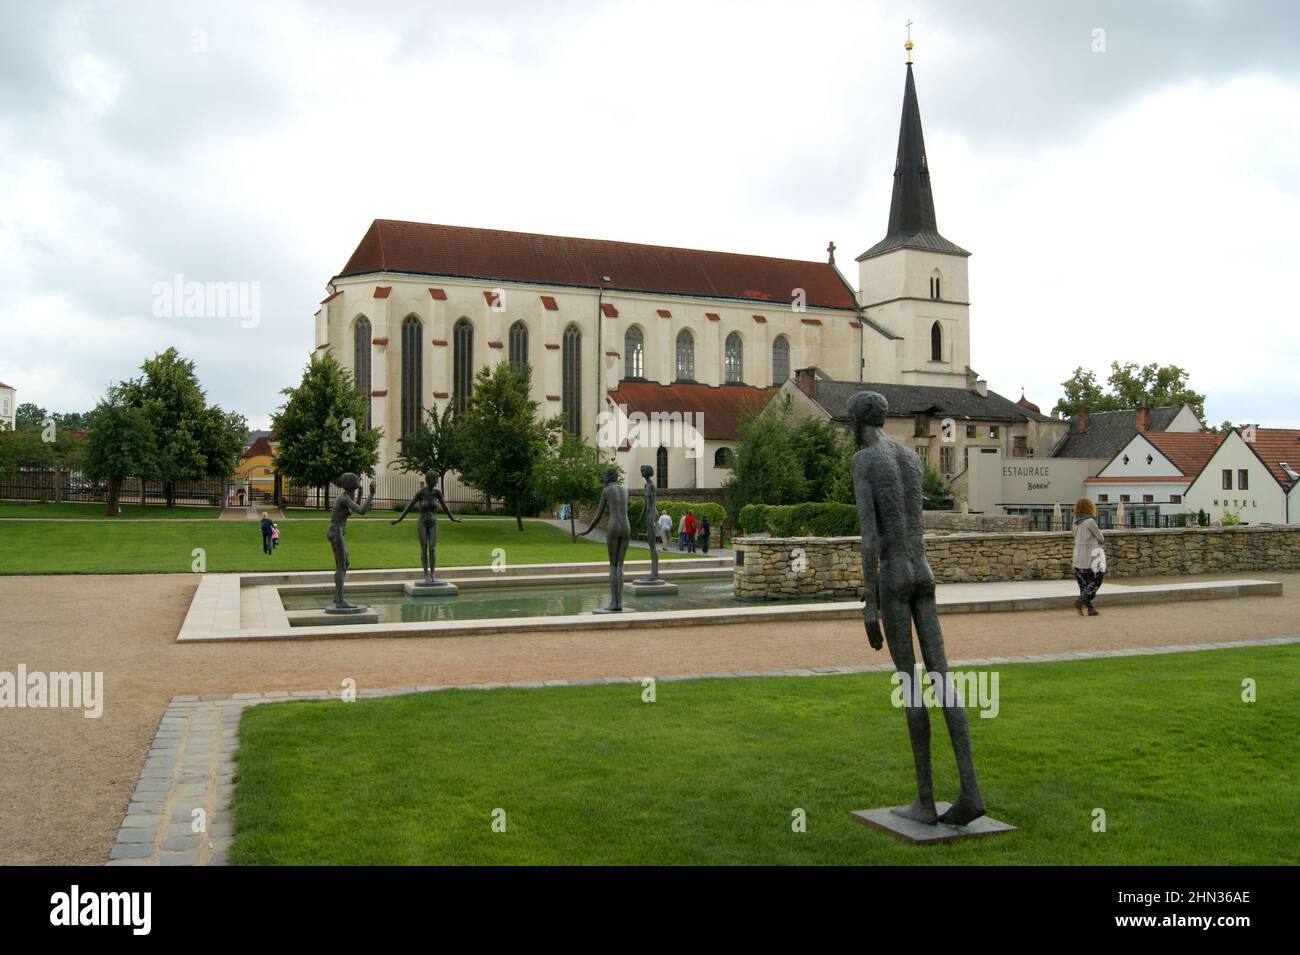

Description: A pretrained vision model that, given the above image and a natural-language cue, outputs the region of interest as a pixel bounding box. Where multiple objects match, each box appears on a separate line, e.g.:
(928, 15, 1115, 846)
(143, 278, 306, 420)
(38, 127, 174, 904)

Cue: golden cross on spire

(905, 18, 914, 63)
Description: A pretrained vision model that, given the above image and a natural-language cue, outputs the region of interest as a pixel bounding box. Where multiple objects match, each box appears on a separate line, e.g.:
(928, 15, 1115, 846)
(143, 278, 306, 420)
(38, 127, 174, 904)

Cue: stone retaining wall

(923, 511, 1032, 534)
(733, 525, 1300, 599)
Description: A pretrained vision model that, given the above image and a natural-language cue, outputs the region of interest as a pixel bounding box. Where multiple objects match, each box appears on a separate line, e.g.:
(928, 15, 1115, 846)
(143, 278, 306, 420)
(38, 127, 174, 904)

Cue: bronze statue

(325, 472, 376, 613)
(391, 470, 462, 584)
(633, 464, 664, 584)
(849, 391, 985, 826)
(578, 467, 630, 612)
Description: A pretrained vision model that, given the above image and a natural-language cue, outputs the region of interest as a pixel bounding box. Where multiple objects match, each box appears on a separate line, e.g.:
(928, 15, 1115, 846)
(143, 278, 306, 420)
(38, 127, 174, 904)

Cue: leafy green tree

(14, 403, 47, 430)
(393, 402, 462, 488)
(458, 362, 553, 531)
(118, 348, 246, 505)
(790, 416, 843, 502)
(1053, 361, 1206, 420)
(272, 351, 382, 507)
(723, 394, 808, 519)
(83, 389, 161, 516)
(827, 437, 858, 505)
(922, 459, 954, 511)
(533, 429, 609, 540)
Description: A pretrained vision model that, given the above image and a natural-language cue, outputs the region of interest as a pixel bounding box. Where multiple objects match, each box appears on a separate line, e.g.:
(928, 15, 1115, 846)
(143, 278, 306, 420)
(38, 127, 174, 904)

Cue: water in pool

(281, 578, 857, 623)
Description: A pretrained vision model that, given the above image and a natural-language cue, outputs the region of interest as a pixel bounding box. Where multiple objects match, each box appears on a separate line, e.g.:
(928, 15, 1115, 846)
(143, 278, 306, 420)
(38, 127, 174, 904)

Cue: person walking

(260, 511, 274, 556)
(699, 514, 711, 554)
(677, 512, 688, 552)
(658, 510, 673, 550)
(1072, 497, 1105, 616)
(684, 511, 697, 553)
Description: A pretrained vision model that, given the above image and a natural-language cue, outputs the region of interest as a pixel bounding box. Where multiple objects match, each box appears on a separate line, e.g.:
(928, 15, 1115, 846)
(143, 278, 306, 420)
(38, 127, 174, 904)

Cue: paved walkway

(108, 634, 1300, 865)
(219, 506, 284, 521)
(4, 570, 1299, 865)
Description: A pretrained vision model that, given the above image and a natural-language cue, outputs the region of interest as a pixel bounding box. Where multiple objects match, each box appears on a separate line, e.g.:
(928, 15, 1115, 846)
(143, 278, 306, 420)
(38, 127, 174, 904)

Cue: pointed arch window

(771, 334, 790, 386)
(724, 332, 744, 384)
(930, 269, 942, 301)
(675, 329, 695, 382)
(656, 446, 669, 489)
(400, 316, 423, 437)
(453, 318, 474, 415)
(353, 316, 372, 429)
(508, 320, 529, 372)
(562, 323, 582, 435)
(930, 321, 943, 362)
(624, 326, 644, 379)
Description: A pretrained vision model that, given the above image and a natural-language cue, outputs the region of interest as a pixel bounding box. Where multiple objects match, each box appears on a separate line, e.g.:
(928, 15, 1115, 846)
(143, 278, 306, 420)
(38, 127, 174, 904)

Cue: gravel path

(1, 570, 1295, 865)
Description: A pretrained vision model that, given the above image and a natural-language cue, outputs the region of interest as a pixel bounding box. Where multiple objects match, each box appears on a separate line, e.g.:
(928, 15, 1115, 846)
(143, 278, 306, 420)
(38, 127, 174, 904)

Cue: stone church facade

(311, 59, 980, 498)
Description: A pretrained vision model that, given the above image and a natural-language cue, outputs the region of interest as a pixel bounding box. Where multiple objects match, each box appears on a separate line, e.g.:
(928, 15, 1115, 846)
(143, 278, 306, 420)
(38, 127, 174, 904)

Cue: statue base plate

(592, 607, 635, 614)
(848, 803, 1016, 844)
(403, 580, 459, 597)
(323, 603, 372, 615)
(627, 579, 679, 595)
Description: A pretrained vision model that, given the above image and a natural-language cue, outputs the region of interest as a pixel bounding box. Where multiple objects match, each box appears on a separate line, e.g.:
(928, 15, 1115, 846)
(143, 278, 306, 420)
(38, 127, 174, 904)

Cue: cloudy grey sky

(2, 0, 1298, 428)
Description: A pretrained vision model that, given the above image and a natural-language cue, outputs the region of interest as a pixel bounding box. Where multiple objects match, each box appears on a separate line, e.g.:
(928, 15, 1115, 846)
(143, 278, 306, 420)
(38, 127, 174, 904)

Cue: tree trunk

(515, 499, 524, 532)
(164, 480, 175, 507)
(569, 508, 576, 541)
(106, 477, 121, 517)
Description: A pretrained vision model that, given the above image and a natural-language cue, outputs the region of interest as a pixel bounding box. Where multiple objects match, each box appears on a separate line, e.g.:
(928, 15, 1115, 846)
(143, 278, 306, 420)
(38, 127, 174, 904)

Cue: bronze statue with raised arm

(325, 472, 376, 613)
(578, 467, 630, 612)
(391, 470, 462, 584)
(849, 391, 985, 826)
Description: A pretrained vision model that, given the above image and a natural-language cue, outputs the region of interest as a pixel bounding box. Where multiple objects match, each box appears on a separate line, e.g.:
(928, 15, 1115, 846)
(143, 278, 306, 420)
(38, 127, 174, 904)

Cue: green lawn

(0, 517, 692, 574)
(229, 646, 1300, 865)
(0, 502, 222, 519)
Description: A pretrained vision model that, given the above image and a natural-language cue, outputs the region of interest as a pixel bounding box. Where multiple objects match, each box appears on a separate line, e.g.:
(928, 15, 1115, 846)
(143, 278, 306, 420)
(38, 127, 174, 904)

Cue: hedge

(628, 499, 728, 540)
(738, 502, 858, 537)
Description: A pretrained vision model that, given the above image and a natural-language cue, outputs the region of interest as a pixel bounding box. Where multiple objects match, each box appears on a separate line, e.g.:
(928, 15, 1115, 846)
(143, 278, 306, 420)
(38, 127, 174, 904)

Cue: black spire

(858, 62, 968, 262)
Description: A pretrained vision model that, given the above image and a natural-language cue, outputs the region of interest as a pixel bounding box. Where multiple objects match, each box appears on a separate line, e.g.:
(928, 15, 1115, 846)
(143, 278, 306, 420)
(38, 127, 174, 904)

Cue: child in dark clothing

(260, 513, 274, 555)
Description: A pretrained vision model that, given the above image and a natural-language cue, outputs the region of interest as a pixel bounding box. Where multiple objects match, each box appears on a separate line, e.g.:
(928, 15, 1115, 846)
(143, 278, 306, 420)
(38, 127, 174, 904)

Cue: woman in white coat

(1072, 497, 1105, 616)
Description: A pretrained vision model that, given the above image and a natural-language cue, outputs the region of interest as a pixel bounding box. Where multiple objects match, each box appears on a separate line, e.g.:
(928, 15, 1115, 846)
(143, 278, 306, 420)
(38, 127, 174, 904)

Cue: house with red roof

(311, 57, 986, 491)
(1182, 427, 1300, 525)
(1084, 419, 1225, 524)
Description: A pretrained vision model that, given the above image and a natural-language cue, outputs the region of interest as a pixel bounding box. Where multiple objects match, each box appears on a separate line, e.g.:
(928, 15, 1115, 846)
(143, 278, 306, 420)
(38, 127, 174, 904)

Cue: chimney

(1075, 405, 1089, 434)
(795, 367, 817, 399)
(1135, 404, 1151, 434)
(974, 378, 988, 397)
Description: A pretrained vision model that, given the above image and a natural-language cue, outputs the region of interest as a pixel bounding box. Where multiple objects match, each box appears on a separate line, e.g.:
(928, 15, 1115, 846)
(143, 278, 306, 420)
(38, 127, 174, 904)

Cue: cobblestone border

(107, 635, 1300, 865)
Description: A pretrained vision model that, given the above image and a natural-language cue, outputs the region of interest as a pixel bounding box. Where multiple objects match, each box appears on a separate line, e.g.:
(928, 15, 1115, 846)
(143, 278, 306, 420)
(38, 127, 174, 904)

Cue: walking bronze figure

(849, 391, 985, 826)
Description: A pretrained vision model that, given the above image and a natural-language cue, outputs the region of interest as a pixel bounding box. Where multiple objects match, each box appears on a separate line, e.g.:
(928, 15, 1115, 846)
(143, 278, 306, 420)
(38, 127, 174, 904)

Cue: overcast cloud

(2, 0, 1298, 428)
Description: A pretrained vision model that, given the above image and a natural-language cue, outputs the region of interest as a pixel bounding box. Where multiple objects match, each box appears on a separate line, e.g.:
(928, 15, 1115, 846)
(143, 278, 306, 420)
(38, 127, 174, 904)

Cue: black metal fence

(1018, 512, 1205, 532)
(0, 470, 225, 508)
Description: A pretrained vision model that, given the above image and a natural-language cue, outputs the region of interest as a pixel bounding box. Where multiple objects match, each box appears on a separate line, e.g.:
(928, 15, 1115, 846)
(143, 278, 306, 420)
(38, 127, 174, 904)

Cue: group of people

(656, 509, 710, 553)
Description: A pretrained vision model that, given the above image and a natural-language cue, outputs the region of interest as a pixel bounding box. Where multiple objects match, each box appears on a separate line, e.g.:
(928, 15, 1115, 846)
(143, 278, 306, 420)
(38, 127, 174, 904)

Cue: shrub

(738, 502, 857, 537)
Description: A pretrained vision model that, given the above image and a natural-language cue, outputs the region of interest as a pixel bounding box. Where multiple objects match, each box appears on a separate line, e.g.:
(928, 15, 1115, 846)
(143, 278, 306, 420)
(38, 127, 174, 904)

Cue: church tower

(857, 40, 972, 387)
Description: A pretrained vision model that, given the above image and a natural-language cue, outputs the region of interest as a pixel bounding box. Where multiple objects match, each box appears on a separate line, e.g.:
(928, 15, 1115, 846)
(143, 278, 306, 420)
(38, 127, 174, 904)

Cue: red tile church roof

(606, 381, 776, 441)
(337, 220, 859, 310)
